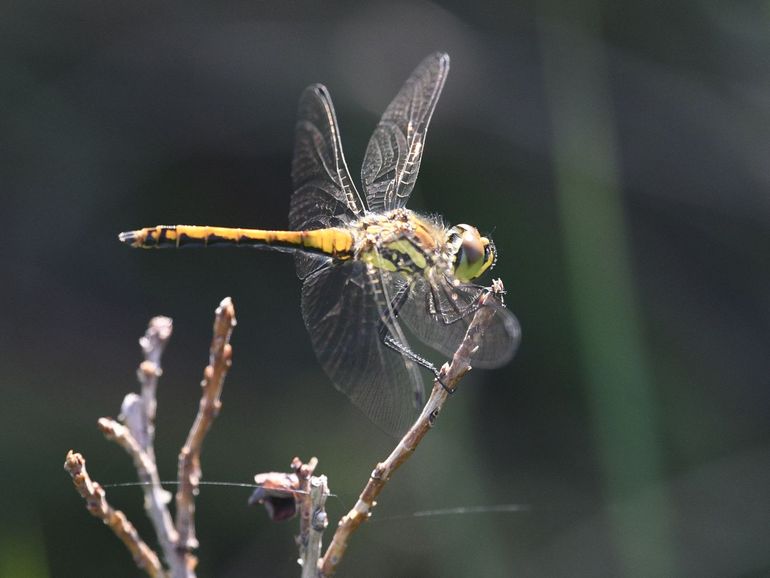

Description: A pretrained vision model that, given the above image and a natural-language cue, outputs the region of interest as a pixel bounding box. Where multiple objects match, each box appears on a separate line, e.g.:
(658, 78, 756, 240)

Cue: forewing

(301, 260, 425, 436)
(290, 84, 365, 278)
(398, 276, 521, 369)
(361, 52, 450, 212)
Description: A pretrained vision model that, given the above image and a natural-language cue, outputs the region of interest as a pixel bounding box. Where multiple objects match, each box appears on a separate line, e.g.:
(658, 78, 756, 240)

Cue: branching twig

(115, 320, 181, 572)
(175, 297, 237, 560)
(67, 274, 507, 578)
(63, 451, 166, 578)
(97, 415, 179, 567)
(319, 283, 506, 576)
(65, 299, 237, 578)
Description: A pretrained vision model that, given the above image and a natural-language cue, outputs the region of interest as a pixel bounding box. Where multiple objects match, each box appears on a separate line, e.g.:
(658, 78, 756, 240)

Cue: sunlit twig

(319, 281, 507, 576)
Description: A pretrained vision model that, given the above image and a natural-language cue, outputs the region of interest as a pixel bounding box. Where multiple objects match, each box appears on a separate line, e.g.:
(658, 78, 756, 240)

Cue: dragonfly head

(447, 224, 497, 282)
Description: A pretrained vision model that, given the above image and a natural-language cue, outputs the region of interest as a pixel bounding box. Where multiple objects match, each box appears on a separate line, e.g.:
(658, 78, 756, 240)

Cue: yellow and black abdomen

(118, 225, 354, 259)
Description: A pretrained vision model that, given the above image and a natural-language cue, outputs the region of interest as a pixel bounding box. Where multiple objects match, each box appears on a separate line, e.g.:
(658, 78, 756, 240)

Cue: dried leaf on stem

(250, 457, 330, 577)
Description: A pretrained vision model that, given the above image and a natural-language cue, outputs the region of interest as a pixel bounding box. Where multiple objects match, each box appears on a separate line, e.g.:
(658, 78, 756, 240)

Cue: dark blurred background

(2, 1, 769, 576)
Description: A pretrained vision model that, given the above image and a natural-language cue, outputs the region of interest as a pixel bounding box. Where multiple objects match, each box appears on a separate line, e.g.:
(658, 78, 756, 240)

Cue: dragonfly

(120, 52, 520, 435)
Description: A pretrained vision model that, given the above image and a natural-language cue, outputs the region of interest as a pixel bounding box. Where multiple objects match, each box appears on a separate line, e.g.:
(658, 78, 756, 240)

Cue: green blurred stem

(538, 3, 674, 576)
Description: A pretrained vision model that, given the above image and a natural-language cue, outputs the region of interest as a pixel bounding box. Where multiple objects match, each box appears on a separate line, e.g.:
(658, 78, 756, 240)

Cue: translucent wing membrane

(290, 84, 366, 279)
(300, 260, 425, 436)
(398, 276, 521, 369)
(123, 54, 520, 437)
(361, 52, 450, 212)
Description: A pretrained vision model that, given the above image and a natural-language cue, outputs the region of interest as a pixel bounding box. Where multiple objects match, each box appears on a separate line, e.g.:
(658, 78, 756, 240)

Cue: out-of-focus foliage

(1, 1, 768, 576)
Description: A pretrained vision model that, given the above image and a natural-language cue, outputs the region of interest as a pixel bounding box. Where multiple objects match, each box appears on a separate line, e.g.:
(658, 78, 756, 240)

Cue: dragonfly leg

(378, 280, 453, 402)
(381, 333, 452, 394)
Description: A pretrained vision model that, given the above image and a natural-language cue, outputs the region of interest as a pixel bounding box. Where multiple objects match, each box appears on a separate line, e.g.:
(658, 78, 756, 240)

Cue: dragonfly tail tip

(118, 230, 141, 247)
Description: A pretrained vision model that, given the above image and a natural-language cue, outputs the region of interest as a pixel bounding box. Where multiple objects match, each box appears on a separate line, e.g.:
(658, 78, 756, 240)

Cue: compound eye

(452, 224, 487, 282)
(460, 229, 484, 266)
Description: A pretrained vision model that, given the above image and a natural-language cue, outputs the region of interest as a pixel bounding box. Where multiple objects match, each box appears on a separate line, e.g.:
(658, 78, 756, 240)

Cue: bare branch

(99, 416, 180, 571)
(108, 316, 181, 573)
(319, 284, 506, 575)
(65, 299, 238, 578)
(175, 297, 237, 561)
(294, 456, 319, 558)
(63, 451, 166, 578)
(135, 316, 173, 451)
(301, 475, 329, 578)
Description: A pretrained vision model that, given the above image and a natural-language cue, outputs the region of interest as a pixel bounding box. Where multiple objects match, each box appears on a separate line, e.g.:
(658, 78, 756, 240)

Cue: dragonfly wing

(361, 52, 450, 212)
(398, 276, 521, 369)
(301, 260, 424, 436)
(291, 84, 366, 279)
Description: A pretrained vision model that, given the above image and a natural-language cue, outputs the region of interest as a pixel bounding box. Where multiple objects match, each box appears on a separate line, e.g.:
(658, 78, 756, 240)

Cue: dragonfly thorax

(348, 211, 495, 285)
(351, 210, 445, 279)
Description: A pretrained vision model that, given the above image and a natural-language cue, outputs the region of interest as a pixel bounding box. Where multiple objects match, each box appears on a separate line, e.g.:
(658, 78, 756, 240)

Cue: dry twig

(294, 456, 319, 558)
(97, 415, 177, 559)
(113, 318, 181, 572)
(319, 283, 506, 576)
(63, 451, 166, 578)
(65, 299, 237, 578)
(302, 474, 329, 578)
(175, 298, 237, 558)
(136, 316, 173, 451)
